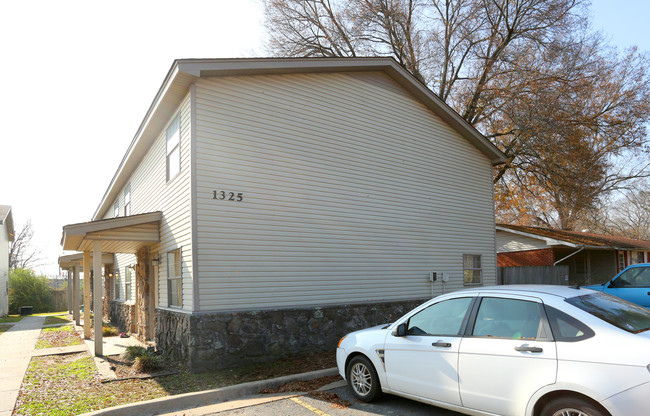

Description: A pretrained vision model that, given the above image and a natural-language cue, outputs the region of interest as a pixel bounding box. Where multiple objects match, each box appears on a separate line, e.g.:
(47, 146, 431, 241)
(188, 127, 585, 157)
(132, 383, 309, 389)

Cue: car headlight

(338, 336, 347, 348)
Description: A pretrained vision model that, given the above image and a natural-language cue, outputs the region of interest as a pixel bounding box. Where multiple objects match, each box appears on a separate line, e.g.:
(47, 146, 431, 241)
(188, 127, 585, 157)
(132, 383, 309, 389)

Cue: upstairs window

(123, 183, 131, 216)
(114, 201, 120, 218)
(464, 254, 482, 285)
(166, 115, 181, 181)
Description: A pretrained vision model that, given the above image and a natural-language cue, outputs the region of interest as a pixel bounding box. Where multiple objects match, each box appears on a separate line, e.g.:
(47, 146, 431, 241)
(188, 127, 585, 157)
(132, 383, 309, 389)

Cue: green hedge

(9, 269, 54, 314)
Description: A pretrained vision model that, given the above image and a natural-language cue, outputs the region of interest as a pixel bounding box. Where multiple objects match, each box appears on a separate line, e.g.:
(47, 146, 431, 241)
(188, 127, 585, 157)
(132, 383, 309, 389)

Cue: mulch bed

(36, 326, 83, 349)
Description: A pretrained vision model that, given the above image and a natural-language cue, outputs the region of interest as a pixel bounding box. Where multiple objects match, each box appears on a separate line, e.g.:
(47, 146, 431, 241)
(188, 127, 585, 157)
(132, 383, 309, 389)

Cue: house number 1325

(213, 191, 243, 202)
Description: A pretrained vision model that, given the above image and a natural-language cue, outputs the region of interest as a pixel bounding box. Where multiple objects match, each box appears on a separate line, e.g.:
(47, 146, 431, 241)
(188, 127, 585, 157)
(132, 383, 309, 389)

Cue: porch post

(83, 251, 91, 339)
(67, 268, 72, 314)
(93, 241, 103, 356)
(73, 264, 80, 325)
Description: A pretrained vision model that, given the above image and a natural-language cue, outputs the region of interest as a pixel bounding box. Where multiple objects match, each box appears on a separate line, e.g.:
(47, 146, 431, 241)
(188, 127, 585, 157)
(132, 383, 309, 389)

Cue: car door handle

(515, 346, 543, 353)
(432, 341, 452, 348)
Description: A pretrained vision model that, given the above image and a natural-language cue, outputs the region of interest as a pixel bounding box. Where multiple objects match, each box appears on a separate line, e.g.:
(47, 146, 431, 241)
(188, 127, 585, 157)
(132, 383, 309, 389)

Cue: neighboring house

(497, 224, 650, 285)
(60, 58, 506, 371)
(0, 205, 14, 316)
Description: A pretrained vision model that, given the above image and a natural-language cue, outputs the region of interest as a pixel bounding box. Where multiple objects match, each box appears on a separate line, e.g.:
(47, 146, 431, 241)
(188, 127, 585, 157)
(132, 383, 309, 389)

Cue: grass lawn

(0, 324, 12, 333)
(44, 315, 71, 325)
(32, 311, 68, 316)
(0, 315, 23, 323)
(35, 326, 83, 349)
(15, 353, 167, 416)
(15, 351, 337, 416)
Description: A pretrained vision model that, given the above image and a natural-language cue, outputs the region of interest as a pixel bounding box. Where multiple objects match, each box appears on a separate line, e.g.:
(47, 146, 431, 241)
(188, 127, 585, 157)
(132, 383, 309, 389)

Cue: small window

(167, 249, 182, 307)
(406, 297, 473, 336)
(618, 252, 626, 271)
(123, 183, 131, 216)
(114, 201, 120, 218)
(114, 272, 120, 300)
(631, 251, 644, 265)
(166, 115, 181, 181)
(463, 254, 482, 285)
(125, 266, 132, 302)
(472, 297, 542, 340)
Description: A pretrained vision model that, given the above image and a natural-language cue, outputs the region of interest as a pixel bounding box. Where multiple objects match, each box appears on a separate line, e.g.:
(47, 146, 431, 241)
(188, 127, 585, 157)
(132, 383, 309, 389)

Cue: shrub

(133, 350, 163, 373)
(9, 269, 53, 314)
(121, 346, 147, 362)
(102, 324, 119, 337)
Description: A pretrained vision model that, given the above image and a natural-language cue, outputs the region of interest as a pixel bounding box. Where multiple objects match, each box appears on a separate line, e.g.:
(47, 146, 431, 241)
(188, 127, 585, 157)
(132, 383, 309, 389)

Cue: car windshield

(566, 292, 650, 333)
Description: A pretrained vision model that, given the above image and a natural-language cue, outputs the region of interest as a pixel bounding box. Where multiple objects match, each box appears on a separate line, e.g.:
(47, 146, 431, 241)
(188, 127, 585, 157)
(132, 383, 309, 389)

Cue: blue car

(586, 263, 650, 307)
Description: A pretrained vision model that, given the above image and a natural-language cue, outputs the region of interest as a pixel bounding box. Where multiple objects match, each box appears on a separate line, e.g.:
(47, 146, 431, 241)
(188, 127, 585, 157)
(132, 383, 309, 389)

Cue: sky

(0, 0, 648, 277)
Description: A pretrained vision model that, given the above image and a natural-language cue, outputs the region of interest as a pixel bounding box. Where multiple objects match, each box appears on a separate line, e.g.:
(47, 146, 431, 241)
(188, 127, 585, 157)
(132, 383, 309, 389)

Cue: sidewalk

(0, 316, 45, 416)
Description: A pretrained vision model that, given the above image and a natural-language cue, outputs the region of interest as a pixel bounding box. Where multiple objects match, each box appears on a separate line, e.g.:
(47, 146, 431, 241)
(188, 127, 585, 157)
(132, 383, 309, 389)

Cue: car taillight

(338, 336, 346, 348)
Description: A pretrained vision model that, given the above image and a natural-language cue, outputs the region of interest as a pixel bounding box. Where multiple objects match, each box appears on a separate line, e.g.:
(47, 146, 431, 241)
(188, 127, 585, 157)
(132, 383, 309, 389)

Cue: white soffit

(62, 211, 162, 253)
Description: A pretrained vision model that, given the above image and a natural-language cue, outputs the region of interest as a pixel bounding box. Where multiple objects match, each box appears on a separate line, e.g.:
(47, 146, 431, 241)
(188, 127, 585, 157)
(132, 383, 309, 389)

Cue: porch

(59, 211, 162, 356)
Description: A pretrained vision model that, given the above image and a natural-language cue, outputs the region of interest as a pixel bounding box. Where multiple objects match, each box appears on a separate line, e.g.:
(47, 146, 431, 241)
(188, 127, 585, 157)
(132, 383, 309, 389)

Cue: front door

(458, 296, 557, 415)
(383, 297, 474, 406)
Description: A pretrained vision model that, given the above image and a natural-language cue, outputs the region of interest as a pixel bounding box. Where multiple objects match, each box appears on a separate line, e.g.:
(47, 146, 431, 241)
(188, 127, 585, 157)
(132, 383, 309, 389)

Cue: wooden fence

(498, 266, 570, 285)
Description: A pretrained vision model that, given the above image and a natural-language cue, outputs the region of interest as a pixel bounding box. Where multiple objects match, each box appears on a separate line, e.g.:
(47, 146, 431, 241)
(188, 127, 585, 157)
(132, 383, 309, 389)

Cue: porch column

(93, 241, 103, 356)
(67, 268, 72, 314)
(83, 251, 91, 339)
(73, 264, 80, 325)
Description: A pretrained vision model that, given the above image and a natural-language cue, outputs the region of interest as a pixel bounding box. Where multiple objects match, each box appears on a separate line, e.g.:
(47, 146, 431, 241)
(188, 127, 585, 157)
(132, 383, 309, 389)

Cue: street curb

(79, 367, 339, 416)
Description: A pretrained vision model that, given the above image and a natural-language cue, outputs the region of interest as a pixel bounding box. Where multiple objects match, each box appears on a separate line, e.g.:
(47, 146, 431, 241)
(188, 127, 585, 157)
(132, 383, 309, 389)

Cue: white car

(336, 285, 650, 416)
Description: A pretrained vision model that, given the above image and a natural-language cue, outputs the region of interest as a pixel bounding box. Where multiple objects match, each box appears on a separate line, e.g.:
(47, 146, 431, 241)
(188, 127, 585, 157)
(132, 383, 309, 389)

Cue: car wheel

(541, 397, 609, 416)
(346, 355, 382, 402)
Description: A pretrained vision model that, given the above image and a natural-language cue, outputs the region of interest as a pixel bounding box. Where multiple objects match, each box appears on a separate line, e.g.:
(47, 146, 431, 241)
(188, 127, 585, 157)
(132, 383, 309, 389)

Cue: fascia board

(92, 63, 193, 220)
(496, 226, 578, 248)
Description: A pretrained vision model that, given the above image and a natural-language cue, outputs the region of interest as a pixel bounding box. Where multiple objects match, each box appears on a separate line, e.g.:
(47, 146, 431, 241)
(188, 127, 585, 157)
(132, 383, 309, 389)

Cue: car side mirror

(393, 323, 407, 337)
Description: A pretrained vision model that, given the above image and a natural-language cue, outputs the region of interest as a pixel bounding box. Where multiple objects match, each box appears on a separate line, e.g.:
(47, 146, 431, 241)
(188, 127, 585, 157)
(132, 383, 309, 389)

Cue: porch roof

(58, 252, 115, 269)
(61, 211, 162, 253)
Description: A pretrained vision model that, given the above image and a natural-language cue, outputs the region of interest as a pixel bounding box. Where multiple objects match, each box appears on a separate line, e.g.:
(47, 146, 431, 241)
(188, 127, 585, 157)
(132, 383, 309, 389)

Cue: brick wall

(498, 248, 555, 267)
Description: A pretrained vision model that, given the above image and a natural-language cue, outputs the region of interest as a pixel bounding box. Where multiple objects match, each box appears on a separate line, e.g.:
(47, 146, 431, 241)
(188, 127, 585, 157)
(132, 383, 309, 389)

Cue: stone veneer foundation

(154, 299, 426, 372)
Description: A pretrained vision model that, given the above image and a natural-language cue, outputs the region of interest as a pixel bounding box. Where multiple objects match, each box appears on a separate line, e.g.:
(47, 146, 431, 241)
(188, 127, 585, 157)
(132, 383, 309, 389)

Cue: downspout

(554, 246, 585, 266)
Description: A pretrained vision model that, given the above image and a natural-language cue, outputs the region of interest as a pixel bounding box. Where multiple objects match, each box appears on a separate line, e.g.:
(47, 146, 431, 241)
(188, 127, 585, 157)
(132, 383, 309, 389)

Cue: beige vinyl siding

(0, 223, 9, 316)
(106, 93, 193, 311)
(496, 230, 548, 253)
(194, 71, 497, 312)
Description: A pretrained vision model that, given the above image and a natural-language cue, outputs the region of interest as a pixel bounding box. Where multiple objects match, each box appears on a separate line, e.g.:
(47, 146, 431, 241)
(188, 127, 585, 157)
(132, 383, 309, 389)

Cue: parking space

(208, 385, 463, 416)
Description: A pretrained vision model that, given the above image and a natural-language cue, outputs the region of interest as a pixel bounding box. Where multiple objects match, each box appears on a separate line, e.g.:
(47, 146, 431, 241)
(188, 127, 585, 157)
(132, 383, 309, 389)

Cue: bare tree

(9, 220, 42, 270)
(605, 185, 650, 240)
(263, 0, 650, 230)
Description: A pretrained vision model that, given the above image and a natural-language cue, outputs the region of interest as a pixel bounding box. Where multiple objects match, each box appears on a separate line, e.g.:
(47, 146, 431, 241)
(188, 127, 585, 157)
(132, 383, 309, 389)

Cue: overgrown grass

(35, 326, 83, 349)
(15, 353, 167, 416)
(0, 315, 23, 323)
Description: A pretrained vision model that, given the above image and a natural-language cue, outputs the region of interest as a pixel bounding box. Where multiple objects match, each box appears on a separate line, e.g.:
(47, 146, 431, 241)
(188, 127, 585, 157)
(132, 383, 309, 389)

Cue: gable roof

(497, 223, 650, 250)
(0, 205, 14, 241)
(93, 57, 507, 220)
